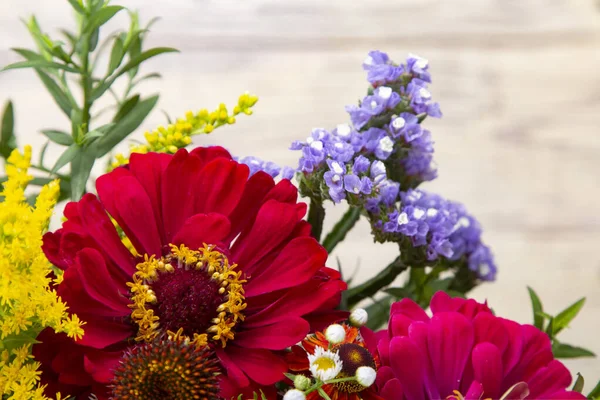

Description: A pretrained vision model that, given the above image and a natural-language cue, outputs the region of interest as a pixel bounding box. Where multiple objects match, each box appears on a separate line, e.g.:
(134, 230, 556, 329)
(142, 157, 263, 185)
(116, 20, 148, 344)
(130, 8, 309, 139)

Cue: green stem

(317, 388, 332, 400)
(324, 376, 357, 384)
(346, 256, 407, 307)
(307, 198, 325, 241)
(321, 207, 361, 253)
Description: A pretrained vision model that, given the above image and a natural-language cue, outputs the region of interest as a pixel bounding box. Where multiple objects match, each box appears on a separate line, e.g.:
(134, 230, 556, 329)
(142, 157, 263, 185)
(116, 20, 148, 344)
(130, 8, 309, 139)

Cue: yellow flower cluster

(110, 92, 258, 169)
(0, 146, 84, 399)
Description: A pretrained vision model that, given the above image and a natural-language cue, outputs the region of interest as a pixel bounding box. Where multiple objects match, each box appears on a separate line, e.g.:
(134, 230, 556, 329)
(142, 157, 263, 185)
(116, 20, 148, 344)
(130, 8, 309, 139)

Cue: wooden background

(1, 0, 599, 385)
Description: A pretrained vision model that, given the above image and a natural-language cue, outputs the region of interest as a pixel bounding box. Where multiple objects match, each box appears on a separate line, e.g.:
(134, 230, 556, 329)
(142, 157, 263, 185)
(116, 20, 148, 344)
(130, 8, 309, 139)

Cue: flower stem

(321, 206, 361, 253)
(346, 256, 407, 307)
(307, 198, 325, 242)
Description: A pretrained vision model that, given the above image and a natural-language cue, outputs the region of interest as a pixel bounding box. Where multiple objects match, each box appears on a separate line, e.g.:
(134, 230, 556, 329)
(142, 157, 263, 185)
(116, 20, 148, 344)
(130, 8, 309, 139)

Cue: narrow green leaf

(70, 108, 83, 138)
(2, 60, 78, 73)
(89, 28, 100, 52)
(41, 130, 73, 146)
(35, 70, 73, 117)
(66, 0, 86, 14)
(70, 146, 96, 200)
(572, 373, 584, 393)
(113, 94, 140, 122)
(83, 6, 124, 34)
(82, 123, 116, 145)
(94, 95, 159, 157)
(588, 379, 600, 399)
(347, 257, 406, 308)
(39, 141, 50, 167)
(127, 35, 142, 78)
(554, 297, 585, 335)
(322, 207, 361, 253)
(11, 47, 45, 61)
(91, 48, 178, 101)
(365, 296, 393, 330)
(545, 317, 554, 338)
(107, 37, 125, 75)
(527, 286, 544, 329)
(51, 144, 79, 173)
(0, 101, 16, 159)
(552, 342, 596, 359)
(383, 287, 411, 299)
(59, 29, 78, 48)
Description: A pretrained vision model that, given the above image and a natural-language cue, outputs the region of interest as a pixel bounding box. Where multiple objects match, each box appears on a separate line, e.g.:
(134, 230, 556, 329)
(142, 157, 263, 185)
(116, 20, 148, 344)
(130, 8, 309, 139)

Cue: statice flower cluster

(236, 155, 295, 180)
(291, 51, 442, 206)
(380, 189, 496, 281)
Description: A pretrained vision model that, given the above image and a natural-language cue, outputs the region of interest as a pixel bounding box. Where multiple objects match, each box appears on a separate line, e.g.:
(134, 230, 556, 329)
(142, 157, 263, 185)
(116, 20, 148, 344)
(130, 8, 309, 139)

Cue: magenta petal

(408, 321, 440, 399)
(544, 390, 587, 399)
(500, 382, 530, 400)
(225, 347, 288, 385)
(473, 312, 509, 354)
(112, 175, 162, 256)
(215, 347, 249, 389)
(77, 318, 134, 349)
(234, 318, 309, 350)
(390, 298, 430, 322)
(428, 312, 474, 397)
(463, 380, 484, 400)
(526, 359, 572, 399)
(472, 342, 503, 399)
(83, 350, 123, 383)
(380, 378, 404, 400)
(76, 248, 130, 313)
(499, 318, 524, 380)
(244, 237, 326, 297)
(172, 213, 231, 249)
(389, 336, 426, 400)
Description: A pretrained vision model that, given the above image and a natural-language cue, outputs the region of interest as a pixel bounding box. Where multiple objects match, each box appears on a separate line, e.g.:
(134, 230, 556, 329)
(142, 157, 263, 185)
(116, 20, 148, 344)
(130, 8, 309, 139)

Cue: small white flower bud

(355, 366, 377, 387)
(283, 389, 306, 400)
(325, 324, 346, 344)
(293, 375, 311, 391)
(349, 308, 368, 327)
(324, 324, 346, 344)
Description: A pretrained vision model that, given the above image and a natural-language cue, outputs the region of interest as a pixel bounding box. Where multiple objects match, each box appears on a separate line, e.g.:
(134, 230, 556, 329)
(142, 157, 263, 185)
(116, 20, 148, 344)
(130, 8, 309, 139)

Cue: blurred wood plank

(1, 0, 599, 384)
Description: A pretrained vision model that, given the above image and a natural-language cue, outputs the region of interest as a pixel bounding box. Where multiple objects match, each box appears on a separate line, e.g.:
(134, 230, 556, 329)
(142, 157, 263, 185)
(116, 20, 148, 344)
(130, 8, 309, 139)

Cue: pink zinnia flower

(376, 292, 585, 399)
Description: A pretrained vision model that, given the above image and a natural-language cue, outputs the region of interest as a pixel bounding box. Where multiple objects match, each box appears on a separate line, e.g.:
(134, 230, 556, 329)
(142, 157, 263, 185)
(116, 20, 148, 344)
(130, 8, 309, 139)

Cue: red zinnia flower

(287, 323, 383, 400)
(34, 147, 346, 399)
(376, 291, 586, 400)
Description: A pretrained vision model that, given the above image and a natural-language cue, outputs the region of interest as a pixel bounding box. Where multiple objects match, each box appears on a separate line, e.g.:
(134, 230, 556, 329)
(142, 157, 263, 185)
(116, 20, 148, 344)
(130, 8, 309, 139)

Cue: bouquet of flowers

(0, 1, 597, 399)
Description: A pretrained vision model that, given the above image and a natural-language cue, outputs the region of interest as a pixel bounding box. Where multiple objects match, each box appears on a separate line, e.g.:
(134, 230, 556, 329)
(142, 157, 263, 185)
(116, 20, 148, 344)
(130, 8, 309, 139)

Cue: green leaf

(127, 35, 142, 78)
(93, 95, 159, 157)
(307, 198, 325, 241)
(0, 331, 41, 353)
(107, 36, 125, 75)
(51, 144, 79, 173)
(322, 207, 361, 253)
(39, 140, 50, 167)
(572, 373, 584, 393)
(383, 287, 412, 299)
(552, 342, 596, 359)
(2, 60, 78, 73)
(11, 47, 45, 62)
(35, 70, 73, 117)
(0, 101, 16, 159)
(588, 379, 600, 399)
(346, 256, 406, 308)
(89, 28, 100, 52)
(66, 0, 86, 14)
(554, 297, 585, 335)
(527, 286, 545, 329)
(42, 129, 73, 146)
(70, 146, 96, 200)
(545, 317, 554, 338)
(83, 6, 124, 34)
(91, 48, 178, 102)
(82, 123, 116, 145)
(365, 296, 393, 330)
(113, 94, 140, 122)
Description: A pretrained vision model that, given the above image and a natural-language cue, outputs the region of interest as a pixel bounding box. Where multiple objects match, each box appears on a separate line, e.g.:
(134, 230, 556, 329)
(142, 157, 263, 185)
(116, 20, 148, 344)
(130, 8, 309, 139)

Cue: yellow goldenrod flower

(110, 91, 258, 170)
(0, 146, 84, 399)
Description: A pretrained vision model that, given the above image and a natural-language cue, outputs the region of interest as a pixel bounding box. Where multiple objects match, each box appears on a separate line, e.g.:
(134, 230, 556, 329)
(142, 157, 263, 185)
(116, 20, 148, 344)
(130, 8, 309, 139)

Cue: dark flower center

(127, 244, 247, 348)
(335, 343, 376, 393)
(151, 267, 223, 337)
(111, 338, 221, 400)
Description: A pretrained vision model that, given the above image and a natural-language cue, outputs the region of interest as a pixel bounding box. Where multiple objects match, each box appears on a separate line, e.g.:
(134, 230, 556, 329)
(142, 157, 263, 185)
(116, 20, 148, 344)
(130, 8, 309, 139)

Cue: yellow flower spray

(110, 92, 258, 170)
(0, 146, 84, 399)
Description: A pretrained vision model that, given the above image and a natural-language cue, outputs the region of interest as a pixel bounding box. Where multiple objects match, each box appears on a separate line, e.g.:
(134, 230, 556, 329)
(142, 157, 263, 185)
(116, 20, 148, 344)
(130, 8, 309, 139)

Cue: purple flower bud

(343, 174, 362, 194)
(353, 155, 370, 174)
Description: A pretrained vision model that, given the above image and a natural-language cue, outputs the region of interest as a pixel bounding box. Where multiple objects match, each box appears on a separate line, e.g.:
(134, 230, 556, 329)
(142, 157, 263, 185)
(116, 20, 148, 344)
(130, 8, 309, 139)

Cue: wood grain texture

(1, 0, 599, 384)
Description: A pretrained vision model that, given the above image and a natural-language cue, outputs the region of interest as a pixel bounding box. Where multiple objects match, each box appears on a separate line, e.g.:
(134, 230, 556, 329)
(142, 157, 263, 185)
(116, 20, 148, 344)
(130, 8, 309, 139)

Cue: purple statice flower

(324, 159, 346, 203)
(346, 86, 401, 130)
(291, 128, 332, 172)
(381, 189, 496, 281)
(362, 128, 395, 160)
(405, 79, 442, 118)
(324, 137, 355, 163)
(406, 53, 432, 83)
(353, 155, 371, 174)
(363, 50, 403, 86)
(402, 129, 437, 182)
(344, 174, 371, 195)
(237, 155, 297, 180)
(389, 113, 422, 142)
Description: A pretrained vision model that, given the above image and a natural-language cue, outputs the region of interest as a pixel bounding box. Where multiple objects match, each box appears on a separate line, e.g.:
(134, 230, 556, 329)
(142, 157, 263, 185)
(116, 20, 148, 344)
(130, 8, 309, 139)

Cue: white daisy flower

(308, 346, 343, 381)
